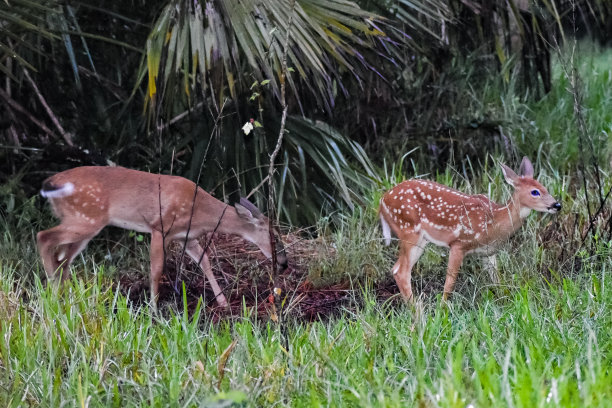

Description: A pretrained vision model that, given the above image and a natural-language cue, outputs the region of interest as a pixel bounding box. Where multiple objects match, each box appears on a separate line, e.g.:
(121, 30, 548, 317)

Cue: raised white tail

(37, 166, 288, 308)
(379, 199, 392, 246)
(40, 182, 75, 198)
(379, 157, 561, 301)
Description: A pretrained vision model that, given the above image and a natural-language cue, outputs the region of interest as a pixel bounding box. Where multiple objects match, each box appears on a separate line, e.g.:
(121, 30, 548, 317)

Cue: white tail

(40, 182, 74, 198)
(379, 157, 561, 301)
(37, 166, 288, 308)
(379, 200, 392, 246)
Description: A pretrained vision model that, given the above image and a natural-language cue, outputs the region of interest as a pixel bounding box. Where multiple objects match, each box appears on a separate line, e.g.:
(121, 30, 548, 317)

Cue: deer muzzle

(548, 202, 562, 213)
(274, 234, 289, 272)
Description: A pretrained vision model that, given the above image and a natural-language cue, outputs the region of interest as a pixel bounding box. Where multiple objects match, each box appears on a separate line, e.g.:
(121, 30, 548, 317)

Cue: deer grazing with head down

(379, 157, 561, 301)
(37, 166, 288, 309)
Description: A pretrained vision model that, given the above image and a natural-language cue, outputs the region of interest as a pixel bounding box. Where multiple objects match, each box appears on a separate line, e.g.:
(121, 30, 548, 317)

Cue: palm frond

(0, 0, 61, 76)
(144, 0, 393, 114)
(269, 116, 378, 224)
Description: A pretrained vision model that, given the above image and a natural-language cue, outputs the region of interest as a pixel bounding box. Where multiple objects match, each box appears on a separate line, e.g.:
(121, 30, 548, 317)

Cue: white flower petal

(242, 122, 254, 135)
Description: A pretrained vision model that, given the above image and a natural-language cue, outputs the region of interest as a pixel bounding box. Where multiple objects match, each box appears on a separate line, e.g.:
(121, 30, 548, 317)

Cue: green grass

(0, 161, 610, 406)
(513, 43, 612, 171)
(401, 40, 612, 175)
(0, 259, 610, 406)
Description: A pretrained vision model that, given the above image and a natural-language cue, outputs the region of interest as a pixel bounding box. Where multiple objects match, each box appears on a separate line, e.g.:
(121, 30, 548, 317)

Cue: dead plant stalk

(268, 0, 296, 326)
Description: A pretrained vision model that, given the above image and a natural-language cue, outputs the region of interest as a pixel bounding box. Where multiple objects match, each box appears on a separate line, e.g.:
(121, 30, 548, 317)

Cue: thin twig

(581, 187, 612, 245)
(176, 100, 228, 293)
(149, 102, 206, 136)
(0, 145, 42, 152)
(0, 87, 56, 137)
(267, 0, 296, 341)
(554, 3, 611, 247)
(22, 69, 73, 146)
(246, 174, 270, 199)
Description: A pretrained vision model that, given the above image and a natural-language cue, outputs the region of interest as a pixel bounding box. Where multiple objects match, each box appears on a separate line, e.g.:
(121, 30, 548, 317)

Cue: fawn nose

(276, 254, 288, 273)
(274, 235, 289, 271)
(551, 202, 562, 212)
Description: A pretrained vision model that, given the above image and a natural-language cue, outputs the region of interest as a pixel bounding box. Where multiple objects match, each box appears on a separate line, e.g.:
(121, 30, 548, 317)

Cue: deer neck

(491, 191, 529, 238)
(193, 195, 244, 235)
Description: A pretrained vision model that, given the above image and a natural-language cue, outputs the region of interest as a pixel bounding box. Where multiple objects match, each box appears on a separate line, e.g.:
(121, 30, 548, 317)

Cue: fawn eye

(531, 190, 540, 197)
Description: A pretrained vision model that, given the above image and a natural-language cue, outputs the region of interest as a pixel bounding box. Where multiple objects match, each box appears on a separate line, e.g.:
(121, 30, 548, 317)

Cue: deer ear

(500, 163, 519, 187)
(235, 198, 263, 222)
(519, 156, 534, 177)
(235, 203, 254, 219)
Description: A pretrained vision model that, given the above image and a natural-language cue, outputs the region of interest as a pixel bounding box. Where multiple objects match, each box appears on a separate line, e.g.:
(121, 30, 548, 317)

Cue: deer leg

(394, 233, 425, 302)
(443, 245, 466, 300)
(37, 224, 101, 282)
(185, 240, 229, 309)
(149, 230, 165, 309)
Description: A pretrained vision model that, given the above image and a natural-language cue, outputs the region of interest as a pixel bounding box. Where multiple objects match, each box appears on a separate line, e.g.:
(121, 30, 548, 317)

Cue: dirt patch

(118, 232, 397, 321)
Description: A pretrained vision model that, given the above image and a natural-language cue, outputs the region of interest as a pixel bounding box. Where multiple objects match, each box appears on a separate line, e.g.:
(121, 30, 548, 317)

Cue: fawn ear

(500, 163, 519, 187)
(235, 198, 263, 223)
(518, 156, 534, 177)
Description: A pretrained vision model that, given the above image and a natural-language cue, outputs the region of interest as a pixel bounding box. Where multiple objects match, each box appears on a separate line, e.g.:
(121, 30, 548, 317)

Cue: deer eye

(531, 190, 540, 197)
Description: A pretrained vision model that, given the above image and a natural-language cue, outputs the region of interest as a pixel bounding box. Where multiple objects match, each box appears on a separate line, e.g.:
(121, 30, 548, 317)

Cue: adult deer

(379, 157, 561, 301)
(37, 166, 288, 309)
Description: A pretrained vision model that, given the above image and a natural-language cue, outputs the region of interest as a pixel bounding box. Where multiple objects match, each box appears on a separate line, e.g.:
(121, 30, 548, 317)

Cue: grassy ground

(0, 258, 610, 407)
(1, 44, 612, 406)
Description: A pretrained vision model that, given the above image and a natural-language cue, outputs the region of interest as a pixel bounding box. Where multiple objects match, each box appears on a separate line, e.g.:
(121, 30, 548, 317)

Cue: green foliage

(136, 0, 402, 225)
(2, 2, 612, 405)
(386, 41, 612, 179)
(143, 0, 391, 111)
(0, 255, 610, 405)
(0, 0, 61, 77)
(308, 206, 390, 288)
(3, 0, 610, 227)
(3, 43, 612, 400)
(517, 43, 612, 170)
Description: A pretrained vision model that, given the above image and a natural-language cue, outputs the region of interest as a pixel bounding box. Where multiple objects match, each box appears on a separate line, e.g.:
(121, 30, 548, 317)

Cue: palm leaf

(143, 0, 395, 113)
(0, 0, 61, 78)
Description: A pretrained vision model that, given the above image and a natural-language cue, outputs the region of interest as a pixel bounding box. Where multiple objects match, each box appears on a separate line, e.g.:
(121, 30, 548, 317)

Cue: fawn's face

(501, 157, 561, 215)
(514, 177, 561, 214)
(235, 201, 288, 272)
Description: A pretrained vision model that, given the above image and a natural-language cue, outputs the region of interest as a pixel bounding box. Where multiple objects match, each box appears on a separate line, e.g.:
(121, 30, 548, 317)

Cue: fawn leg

(37, 223, 101, 282)
(393, 233, 425, 302)
(185, 240, 229, 308)
(443, 245, 465, 300)
(149, 229, 165, 309)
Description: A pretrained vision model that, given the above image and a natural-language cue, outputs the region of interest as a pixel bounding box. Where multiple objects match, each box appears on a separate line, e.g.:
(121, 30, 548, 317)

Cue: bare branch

(22, 69, 73, 146)
(0, 87, 56, 137)
(176, 100, 228, 293)
(267, 0, 296, 333)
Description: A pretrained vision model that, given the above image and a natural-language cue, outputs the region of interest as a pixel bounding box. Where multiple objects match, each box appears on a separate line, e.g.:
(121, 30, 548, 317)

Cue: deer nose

(278, 254, 288, 270)
(552, 202, 561, 211)
(276, 256, 288, 274)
